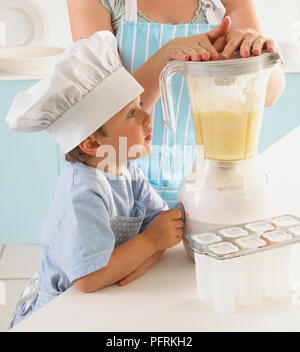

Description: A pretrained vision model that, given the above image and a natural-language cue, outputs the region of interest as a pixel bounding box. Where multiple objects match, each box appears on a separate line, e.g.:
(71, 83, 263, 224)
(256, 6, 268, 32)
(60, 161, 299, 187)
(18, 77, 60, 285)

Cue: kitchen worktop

(11, 126, 300, 332)
(9, 243, 300, 332)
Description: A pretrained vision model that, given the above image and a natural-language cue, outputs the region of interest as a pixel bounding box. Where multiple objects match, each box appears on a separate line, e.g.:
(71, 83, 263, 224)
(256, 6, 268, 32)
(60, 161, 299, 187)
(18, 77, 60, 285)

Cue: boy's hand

(143, 209, 184, 251)
(213, 28, 276, 59)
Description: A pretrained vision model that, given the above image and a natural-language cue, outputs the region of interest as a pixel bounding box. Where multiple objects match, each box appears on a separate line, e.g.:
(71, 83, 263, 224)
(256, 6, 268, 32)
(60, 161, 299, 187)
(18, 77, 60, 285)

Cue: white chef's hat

(6, 31, 144, 153)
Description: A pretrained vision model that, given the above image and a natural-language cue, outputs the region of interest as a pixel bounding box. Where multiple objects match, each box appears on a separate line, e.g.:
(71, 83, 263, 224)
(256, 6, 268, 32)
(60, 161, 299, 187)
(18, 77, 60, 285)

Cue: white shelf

(0, 65, 299, 81)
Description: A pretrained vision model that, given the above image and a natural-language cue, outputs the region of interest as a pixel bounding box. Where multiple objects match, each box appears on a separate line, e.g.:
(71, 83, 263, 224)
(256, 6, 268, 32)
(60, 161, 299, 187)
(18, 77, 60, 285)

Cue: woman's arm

(132, 18, 231, 111)
(221, 0, 285, 106)
(66, 0, 114, 40)
(66, 1, 231, 112)
(222, 0, 261, 31)
(66, 0, 166, 111)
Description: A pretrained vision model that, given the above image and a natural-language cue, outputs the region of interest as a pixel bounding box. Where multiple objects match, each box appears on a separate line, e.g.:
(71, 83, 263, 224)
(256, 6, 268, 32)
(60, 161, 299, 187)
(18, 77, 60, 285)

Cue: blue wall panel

(0, 81, 59, 244)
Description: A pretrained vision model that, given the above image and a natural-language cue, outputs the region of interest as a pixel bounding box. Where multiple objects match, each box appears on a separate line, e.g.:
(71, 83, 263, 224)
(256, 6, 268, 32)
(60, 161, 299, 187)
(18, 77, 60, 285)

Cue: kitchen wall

(34, 0, 300, 48)
(256, 0, 300, 43)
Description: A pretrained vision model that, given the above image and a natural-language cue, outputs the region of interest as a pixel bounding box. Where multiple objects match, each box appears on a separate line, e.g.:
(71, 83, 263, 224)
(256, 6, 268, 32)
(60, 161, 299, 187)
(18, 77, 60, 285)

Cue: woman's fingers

(222, 29, 276, 58)
(186, 16, 231, 61)
(240, 33, 257, 57)
(255, 38, 276, 55)
(164, 18, 231, 62)
(208, 16, 232, 42)
(172, 48, 189, 61)
(184, 47, 203, 61)
(252, 37, 267, 56)
(266, 39, 276, 53)
(222, 31, 244, 59)
(166, 23, 275, 63)
(171, 46, 213, 62)
(213, 35, 226, 53)
(197, 35, 219, 60)
(189, 47, 213, 61)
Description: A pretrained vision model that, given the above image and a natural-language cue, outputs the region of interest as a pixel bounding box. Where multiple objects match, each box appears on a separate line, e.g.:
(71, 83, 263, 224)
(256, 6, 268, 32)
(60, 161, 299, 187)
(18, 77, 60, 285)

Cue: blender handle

(159, 61, 183, 133)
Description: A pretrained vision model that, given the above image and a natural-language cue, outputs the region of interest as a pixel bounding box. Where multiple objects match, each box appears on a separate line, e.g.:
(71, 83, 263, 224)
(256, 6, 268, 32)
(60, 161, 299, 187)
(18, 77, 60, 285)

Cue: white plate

(0, 46, 65, 74)
(0, 0, 48, 46)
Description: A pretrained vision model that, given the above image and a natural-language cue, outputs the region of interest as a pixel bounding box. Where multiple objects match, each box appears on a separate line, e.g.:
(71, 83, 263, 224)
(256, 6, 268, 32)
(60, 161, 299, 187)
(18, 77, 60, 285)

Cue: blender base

(177, 158, 272, 260)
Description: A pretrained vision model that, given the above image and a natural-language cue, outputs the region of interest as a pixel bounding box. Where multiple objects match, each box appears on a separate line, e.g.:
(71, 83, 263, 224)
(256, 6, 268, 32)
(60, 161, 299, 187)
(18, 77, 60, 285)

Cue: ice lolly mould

(188, 215, 300, 313)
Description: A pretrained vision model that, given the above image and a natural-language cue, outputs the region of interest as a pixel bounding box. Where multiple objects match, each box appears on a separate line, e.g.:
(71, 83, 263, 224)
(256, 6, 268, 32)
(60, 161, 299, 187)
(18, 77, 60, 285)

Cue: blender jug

(159, 52, 282, 259)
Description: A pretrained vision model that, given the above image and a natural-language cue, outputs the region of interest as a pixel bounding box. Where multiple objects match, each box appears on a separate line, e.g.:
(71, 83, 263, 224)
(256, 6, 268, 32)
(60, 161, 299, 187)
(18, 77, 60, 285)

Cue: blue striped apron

(116, 0, 225, 208)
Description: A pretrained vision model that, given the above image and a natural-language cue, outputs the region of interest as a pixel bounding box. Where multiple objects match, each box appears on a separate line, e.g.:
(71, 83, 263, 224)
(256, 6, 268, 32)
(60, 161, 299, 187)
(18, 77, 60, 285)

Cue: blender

(160, 52, 282, 259)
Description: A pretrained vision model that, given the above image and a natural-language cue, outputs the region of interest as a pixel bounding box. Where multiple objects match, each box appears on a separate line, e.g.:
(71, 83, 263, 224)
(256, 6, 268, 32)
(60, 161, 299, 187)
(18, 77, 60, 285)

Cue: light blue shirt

(36, 161, 168, 295)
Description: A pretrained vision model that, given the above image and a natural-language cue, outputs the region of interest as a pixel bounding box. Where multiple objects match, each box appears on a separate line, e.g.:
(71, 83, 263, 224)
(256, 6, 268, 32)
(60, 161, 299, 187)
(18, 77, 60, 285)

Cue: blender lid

(181, 51, 282, 76)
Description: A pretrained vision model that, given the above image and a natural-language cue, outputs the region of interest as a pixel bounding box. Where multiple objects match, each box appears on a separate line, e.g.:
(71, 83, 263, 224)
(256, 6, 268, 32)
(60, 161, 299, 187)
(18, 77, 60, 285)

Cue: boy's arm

(118, 250, 165, 286)
(74, 232, 156, 293)
(73, 210, 183, 293)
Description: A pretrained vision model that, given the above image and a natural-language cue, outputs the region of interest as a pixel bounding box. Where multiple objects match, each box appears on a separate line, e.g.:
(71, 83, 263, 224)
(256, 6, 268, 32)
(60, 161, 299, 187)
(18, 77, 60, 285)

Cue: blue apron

(116, 0, 225, 208)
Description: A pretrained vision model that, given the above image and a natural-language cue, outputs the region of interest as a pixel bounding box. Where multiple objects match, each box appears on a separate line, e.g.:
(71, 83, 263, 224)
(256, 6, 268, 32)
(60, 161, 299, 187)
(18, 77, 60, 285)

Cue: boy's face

(96, 97, 152, 161)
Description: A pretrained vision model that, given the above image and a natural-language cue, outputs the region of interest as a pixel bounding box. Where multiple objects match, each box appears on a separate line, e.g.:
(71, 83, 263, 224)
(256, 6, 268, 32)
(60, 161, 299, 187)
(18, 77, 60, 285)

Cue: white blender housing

(160, 52, 282, 259)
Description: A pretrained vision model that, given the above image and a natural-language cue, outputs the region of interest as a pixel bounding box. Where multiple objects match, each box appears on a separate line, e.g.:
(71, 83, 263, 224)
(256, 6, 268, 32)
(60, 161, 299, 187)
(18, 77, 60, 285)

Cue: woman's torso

(102, 0, 208, 34)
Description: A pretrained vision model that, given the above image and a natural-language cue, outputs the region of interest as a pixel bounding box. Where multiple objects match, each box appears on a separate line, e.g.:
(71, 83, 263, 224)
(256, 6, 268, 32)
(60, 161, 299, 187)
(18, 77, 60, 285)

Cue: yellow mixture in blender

(186, 74, 264, 161)
(192, 109, 261, 161)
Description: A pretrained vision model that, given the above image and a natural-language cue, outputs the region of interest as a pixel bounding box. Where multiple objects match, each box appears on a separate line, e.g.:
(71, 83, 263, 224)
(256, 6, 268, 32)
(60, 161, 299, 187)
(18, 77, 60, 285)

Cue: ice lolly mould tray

(188, 215, 300, 313)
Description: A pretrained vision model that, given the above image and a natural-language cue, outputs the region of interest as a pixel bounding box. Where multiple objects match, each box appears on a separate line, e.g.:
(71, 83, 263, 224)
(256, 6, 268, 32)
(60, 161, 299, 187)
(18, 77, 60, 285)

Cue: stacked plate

(0, 0, 65, 74)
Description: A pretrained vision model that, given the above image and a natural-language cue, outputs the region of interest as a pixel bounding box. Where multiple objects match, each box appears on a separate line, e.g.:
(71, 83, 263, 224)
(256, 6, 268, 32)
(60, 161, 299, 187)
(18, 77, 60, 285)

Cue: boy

(6, 30, 183, 328)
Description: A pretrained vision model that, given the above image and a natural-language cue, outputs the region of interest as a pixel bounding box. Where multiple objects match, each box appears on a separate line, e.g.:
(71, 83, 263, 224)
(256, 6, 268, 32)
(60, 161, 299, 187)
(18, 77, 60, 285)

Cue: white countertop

(10, 243, 300, 332)
(11, 126, 300, 332)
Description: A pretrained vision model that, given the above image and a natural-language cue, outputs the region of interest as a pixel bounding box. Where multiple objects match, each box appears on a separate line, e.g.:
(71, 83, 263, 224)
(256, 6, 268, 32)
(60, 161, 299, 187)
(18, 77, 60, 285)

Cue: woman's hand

(213, 28, 276, 59)
(162, 16, 231, 62)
